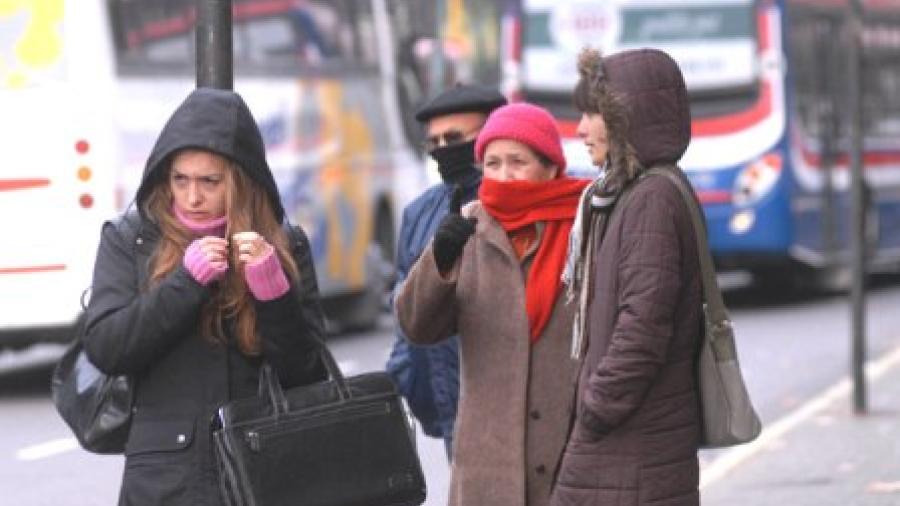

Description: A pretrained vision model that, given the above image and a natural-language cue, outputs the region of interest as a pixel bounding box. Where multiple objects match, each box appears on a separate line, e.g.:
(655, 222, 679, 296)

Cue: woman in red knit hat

(395, 102, 591, 506)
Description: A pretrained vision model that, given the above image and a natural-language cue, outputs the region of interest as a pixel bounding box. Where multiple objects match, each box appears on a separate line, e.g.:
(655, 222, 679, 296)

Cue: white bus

(0, 0, 118, 348)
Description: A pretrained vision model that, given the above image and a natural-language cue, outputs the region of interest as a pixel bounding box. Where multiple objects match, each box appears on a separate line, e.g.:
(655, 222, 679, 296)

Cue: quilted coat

(551, 49, 704, 506)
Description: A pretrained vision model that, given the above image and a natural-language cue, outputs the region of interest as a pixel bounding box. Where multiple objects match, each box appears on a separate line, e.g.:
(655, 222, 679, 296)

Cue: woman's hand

(184, 236, 229, 285)
(197, 237, 229, 269)
(232, 231, 274, 265)
(433, 185, 477, 274)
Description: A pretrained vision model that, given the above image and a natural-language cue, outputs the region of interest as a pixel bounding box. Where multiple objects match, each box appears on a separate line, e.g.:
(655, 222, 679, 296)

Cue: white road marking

(700, 342, 900, 489)
(337, 359, 358, 375)
(16, 437, 79, 461)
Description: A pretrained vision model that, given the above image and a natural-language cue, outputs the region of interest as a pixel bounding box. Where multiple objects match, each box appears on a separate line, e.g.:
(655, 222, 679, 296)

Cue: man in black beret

(386, 83, 506, 460)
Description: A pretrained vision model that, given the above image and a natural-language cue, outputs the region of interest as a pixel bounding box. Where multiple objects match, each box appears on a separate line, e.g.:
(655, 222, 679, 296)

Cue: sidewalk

(701, 345, 900, 505)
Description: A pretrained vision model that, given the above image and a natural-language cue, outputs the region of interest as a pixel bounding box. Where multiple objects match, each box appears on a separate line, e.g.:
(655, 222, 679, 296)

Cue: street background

(3, 1, 900, 504)
(2, 274, 900, 505)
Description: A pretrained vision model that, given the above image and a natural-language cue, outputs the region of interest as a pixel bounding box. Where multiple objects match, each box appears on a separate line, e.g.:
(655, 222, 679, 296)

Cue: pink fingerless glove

(244, 247, 290, 301)
(184, 239, 228, 285)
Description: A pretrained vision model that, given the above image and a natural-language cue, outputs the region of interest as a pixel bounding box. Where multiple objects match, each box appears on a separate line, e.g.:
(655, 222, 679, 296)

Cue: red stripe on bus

(557, 120, 578, 138)
(234, 0, 293, 19)
(557, 82, 774, 139)
(757, 10, 770, 52)
(696, 190, 732, 205)
(0, 264, 66, 274)
(0, 179, 50, 191)
(801, 148, 900, 168)
(691, 81, 773, 137)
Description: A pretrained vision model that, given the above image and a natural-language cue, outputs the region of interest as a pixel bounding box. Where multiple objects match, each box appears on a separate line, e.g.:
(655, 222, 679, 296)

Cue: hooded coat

(82, 88, 326, 506)
(551, 49, 703, 506)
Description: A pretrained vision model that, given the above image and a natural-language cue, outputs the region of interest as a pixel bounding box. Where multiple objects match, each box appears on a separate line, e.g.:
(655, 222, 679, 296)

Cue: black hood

(135, 87, 284, 223)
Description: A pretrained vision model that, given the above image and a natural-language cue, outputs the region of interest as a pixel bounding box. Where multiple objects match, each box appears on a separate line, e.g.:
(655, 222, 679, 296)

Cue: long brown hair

(573, 47, 642, 193)
(142, 153, 298, 354)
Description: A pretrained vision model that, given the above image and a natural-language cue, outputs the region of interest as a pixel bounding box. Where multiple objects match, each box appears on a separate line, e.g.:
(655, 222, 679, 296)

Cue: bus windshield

(520, 0, 759, 119)
(0, 2, 66, 88)
(108, 0, 373, 76)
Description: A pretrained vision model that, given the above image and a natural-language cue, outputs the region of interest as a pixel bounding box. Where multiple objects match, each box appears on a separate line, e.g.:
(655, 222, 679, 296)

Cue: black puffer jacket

(82, 88, 326, 506)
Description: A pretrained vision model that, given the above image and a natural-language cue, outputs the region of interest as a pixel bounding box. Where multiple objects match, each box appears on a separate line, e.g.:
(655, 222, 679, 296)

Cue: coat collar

(465, 202, 543, 264)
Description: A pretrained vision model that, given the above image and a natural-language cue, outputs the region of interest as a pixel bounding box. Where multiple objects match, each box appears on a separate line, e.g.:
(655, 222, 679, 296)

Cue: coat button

(136, 237, 143, 245)
(530, 410, 541, 420)
(536, 465, 546, 475)
(131, 406, 138, 414)
(176, 434, 186, 444)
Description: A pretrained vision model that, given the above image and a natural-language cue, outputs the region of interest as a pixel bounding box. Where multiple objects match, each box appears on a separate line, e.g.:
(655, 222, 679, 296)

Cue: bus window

(790, 14, 847, 144)
(108, 0, 193, 74)
(862, 23, 900, 138)
(110, 0, 363, 76)
(518, 0, 760, 120)
(235, 1, 356, 72)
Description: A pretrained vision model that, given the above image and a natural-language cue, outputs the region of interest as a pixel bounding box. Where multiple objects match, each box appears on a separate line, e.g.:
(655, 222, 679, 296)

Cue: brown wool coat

(550, 49, 703, 506)
(396, 203, 580, 506)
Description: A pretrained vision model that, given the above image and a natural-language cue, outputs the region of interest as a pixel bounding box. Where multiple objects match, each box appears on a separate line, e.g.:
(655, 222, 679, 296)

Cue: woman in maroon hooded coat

(551, 48, 703, 506)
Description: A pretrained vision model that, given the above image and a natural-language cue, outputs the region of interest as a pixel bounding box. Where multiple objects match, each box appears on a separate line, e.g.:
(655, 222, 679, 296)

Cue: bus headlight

(732, 152, 782, 208)
(730, 209, 756, 235)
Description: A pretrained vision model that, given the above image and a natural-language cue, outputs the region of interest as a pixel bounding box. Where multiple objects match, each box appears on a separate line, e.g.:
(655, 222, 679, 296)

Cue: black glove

(433, 185, 477, 274)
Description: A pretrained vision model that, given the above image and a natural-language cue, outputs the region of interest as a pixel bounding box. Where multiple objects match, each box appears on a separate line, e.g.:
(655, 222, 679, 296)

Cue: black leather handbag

(51, 312, 133, 454)
(212, 346, 426, 506)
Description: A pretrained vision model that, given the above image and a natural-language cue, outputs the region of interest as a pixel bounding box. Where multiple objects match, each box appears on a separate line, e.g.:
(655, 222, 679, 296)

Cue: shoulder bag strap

(645, 166, 736, 359)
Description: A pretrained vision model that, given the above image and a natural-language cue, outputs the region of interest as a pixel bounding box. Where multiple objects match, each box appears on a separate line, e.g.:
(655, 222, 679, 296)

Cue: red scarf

(479, 176, 590, 343)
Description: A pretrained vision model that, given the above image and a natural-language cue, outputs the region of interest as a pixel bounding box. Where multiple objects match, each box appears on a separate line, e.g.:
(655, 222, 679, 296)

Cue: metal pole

(196, 0, 233, 90)
(848, 0, 867, 414)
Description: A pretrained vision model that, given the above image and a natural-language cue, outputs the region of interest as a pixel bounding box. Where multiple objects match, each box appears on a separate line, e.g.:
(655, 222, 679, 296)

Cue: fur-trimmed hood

(577, 48, 691, 186)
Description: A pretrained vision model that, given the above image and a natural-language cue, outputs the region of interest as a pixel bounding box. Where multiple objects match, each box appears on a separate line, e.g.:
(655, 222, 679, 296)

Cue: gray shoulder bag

(646, 166, 762, 448)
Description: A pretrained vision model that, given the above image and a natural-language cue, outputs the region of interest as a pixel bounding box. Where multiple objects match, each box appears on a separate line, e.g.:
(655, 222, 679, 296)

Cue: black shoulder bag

(50, 307, 133, 454)
(51, 214, 145, 453)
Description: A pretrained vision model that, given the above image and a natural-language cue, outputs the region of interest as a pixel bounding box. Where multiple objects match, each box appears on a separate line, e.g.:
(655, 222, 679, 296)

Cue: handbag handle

(644, 167, 737, 361)
(315, 343, 351, 400)
(258, 364, 289, 417)
(257, 341, 352, 417)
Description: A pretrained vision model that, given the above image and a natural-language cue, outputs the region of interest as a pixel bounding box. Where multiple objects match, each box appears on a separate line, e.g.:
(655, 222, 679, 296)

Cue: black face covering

(430, 139, 478, 184)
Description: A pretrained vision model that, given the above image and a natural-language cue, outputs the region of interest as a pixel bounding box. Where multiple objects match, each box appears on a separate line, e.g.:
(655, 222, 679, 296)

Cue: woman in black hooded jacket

(82, 88, 326, 506)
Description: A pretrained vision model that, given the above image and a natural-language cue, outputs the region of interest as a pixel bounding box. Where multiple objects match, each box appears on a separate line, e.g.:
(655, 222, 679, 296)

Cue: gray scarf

(561, 170, 616, 359)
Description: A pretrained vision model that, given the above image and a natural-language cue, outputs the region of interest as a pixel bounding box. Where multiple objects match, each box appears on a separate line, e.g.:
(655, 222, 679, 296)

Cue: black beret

(414, 83, 508, 122)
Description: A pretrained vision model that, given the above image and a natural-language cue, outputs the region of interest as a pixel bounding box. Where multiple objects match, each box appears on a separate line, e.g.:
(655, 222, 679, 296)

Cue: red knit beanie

(475, 102, 567, 172)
